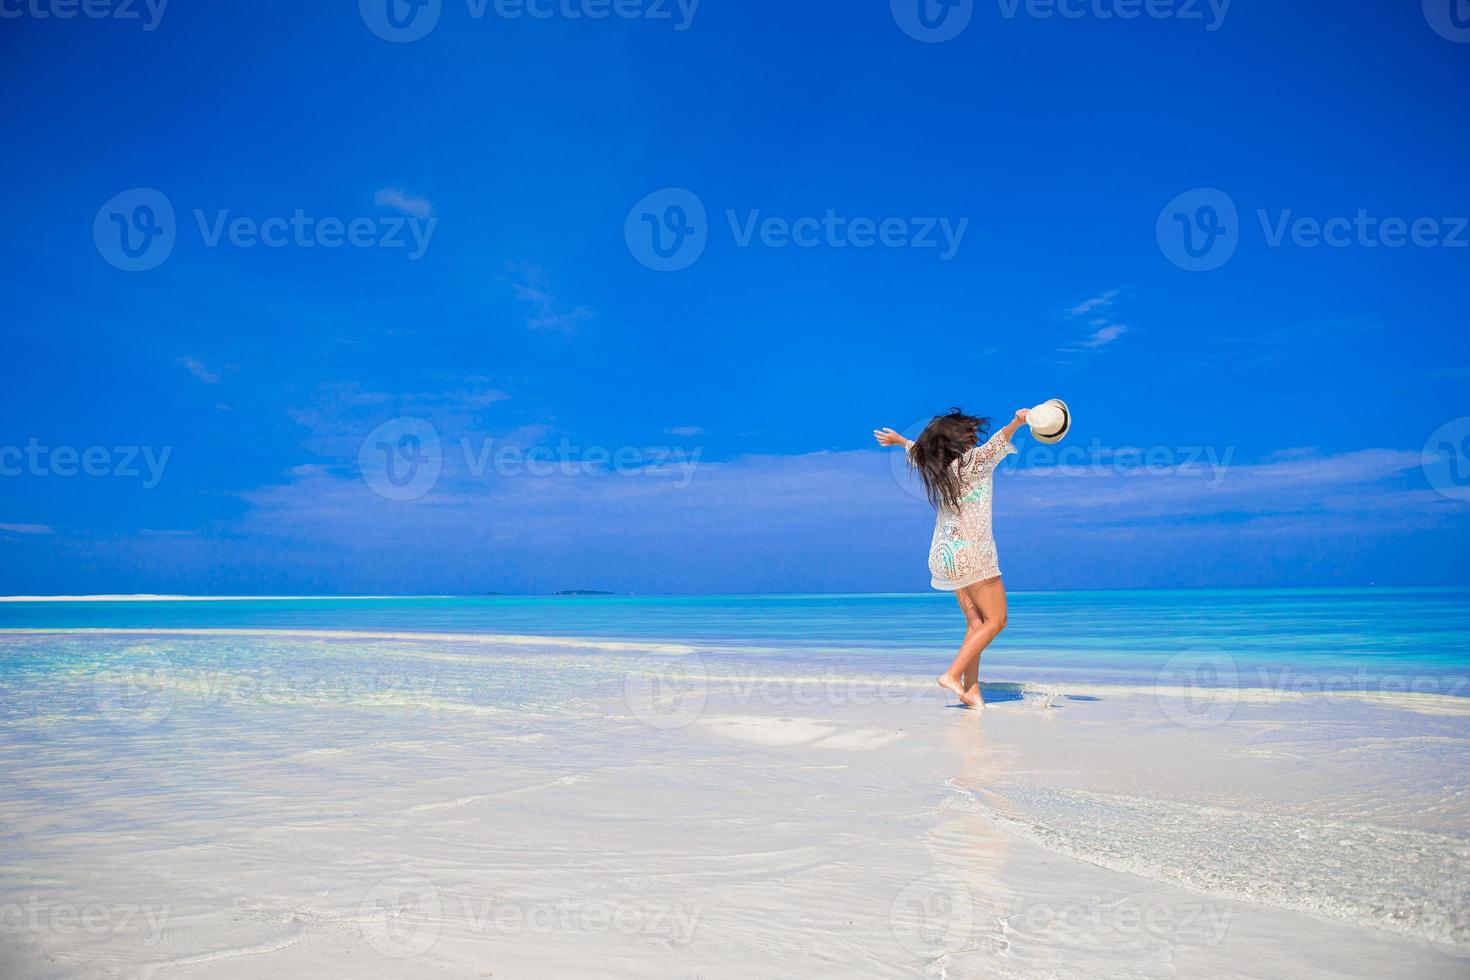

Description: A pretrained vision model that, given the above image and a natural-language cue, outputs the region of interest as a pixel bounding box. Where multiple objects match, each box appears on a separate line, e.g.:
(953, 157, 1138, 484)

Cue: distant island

(552, 590, 617, 596)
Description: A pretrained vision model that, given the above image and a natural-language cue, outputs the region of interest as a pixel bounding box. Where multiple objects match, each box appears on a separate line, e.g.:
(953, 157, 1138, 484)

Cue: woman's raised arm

(998, 408, 1030, 443)
(873, 427, 912, 449)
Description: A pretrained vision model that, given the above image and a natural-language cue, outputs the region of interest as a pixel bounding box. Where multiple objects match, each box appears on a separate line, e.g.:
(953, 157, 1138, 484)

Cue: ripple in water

(951, 782, 1470, 952)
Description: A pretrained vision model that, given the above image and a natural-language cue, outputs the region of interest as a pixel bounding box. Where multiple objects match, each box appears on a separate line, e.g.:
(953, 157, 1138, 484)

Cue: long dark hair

(910, 408, 992, 510)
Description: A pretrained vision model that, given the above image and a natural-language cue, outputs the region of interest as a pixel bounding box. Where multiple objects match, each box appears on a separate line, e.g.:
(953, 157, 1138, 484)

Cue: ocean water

(2, 590, 1468, 976)
(2, 588, 1467, 695)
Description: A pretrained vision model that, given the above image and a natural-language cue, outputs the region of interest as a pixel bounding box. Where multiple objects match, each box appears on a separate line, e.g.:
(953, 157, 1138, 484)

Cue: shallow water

(3, 587, 1468, 694)
(1, 592, 1467, 977)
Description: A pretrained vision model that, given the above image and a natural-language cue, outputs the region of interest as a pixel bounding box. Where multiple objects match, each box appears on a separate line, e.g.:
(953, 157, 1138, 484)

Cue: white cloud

(0, 523, 56, 535)
(1068, 290, 1119, 317)
(9, 438, 1463, 593)
(196, 434, 1464, 593)
(374, 187, 433, 218)
(179, 355, 219, 384)
(506, 263, 593, 333)
(1063, 289, 1128, 353)
(1079, 323, 1128, 348)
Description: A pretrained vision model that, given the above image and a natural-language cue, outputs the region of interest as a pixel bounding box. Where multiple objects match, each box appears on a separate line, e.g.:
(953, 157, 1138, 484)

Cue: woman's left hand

(874, 427, 907, 447)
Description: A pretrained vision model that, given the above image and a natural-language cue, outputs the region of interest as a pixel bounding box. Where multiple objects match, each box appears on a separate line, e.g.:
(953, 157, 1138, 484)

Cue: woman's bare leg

(937, 578, 1007, 708)
(958, 590, 984, 694)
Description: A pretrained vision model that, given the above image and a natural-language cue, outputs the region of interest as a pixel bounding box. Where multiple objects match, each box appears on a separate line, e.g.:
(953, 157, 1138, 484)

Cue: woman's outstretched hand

(1000, 408, 1030, 443)
(873, 427, 909, 448)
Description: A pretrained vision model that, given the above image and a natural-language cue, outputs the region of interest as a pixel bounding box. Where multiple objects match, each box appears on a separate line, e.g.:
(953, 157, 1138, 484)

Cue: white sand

(1, 635, 1466, 978)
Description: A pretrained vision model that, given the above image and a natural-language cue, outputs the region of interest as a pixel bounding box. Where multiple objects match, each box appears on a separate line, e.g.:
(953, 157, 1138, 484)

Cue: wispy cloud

(0, 523, 56, 535)
(1069, 290, 1119, 317)
(374, 186, 433, 218)
(179, 355, 220, 384)
(188, 437, 1464, 592)
(1063, 289, 1128, 352)
(6, 439, 1463, 593)
(1078, 322, 1128, 349)
(506, 263, 593, 334)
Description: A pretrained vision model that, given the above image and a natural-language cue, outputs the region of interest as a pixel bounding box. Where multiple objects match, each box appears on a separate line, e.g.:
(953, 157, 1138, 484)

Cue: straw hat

(1028, 398, 1071, 444)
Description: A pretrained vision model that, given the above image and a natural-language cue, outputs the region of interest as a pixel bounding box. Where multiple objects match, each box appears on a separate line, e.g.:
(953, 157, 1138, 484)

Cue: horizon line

(2, 585, 1466, 602)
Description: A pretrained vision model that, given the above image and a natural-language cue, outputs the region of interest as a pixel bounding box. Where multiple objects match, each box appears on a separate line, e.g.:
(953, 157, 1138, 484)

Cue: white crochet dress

(911, 431, 1016, 591)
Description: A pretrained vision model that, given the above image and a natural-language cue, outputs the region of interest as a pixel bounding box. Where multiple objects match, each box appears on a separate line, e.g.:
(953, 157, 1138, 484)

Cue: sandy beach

(1, 613, 1467, 978)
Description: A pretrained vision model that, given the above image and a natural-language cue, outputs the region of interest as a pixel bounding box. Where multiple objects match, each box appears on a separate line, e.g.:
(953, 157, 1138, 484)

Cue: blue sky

(1, 0, 1468, 594)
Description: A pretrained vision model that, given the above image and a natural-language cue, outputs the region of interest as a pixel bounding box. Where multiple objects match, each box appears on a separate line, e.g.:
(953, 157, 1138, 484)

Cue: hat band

(1035, 403, 1069, 438)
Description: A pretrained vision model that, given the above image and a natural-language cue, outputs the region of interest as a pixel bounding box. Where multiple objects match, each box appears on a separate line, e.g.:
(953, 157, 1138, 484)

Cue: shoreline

(5, 626, 1467, 716)
(3, 652, 1466, 976)
(3, 584, 1468, 602)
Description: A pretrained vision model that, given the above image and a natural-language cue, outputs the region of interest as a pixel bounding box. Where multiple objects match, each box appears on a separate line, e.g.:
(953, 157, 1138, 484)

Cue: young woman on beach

(874, 408, 1031, 709)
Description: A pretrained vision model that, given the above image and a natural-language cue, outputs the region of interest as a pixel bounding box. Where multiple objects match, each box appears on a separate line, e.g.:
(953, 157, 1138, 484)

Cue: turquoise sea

(2, 588, 1467, 695)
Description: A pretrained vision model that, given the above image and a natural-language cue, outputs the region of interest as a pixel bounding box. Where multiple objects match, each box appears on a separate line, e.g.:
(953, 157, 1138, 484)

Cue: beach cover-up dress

(911, 431, 1017, 591)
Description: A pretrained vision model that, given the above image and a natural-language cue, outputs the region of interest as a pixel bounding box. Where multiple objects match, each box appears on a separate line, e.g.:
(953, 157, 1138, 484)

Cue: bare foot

(964, 684, 986, 710)
(938, 674, 978, 707)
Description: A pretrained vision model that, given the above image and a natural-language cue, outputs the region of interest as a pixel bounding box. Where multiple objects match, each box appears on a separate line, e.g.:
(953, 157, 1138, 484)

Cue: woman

(874, 407, 1030, 709)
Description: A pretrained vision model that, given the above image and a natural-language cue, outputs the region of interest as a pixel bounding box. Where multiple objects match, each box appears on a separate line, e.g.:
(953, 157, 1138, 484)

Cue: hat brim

(1031, 399, 1070, 444)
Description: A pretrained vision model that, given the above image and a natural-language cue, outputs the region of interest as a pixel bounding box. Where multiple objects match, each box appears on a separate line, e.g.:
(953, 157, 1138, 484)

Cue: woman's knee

(992, 614, 1008, 634)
